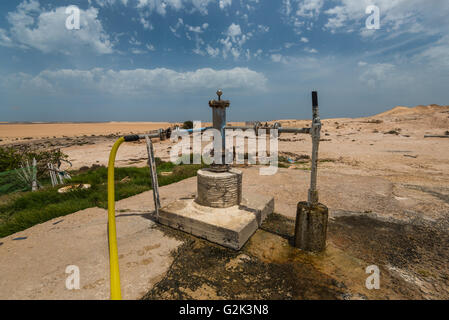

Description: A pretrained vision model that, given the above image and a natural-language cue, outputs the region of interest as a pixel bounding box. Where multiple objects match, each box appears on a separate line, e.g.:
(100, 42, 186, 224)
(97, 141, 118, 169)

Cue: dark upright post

(208, 90, 230, 172)
(294, 91, 328, 252)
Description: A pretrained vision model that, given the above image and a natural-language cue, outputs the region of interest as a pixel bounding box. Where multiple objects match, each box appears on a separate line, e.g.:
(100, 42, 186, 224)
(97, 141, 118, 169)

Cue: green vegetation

(182, 120, 193, 129)
(0, 146, 68, 195)
(0, 146, 67, 177)
(0, 159, 206, 238)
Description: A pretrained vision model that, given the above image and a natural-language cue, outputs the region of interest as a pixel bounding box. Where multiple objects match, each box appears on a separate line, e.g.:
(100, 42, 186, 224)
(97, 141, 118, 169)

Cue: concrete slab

(0, 208, 182, 300)
(159, 193, 274, 250)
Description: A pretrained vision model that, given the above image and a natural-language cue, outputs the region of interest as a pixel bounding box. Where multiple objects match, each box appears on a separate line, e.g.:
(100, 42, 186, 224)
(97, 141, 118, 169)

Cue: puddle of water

(12, 236, 27, 241)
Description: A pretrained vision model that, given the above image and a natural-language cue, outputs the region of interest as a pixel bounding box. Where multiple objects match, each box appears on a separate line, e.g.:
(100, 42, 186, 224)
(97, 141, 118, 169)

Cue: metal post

(208, 90, 230, 171)
(294, 91, 328, 252)
(31, 158, 38, 191)
(145, 135, 161, 220)
(308, 91, 321, 205)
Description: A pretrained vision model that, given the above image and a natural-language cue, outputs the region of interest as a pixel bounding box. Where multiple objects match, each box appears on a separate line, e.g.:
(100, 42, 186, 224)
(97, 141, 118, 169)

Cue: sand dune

(375, 104, 449, 117)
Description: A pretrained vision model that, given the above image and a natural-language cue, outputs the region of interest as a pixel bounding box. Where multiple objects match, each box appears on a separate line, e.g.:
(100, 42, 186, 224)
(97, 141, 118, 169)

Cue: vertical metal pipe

(312, 91, 319, 119)
(212, 107, 226, 164)
(209, 90, 230, 170)
(145, 135, 161, 220)
(308, 91, 321, 205)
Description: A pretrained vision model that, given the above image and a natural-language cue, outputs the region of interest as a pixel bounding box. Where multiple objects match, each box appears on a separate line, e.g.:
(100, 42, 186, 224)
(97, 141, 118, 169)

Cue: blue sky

(1, 0, 448, 122)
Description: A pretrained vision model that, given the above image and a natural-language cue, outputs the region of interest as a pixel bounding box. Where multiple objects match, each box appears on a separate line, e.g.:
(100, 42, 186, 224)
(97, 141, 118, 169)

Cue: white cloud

(139, 15, 154, 30)
(169, 18, 184, 37)
(129, 37, 142, 46)
(136, 0, 214, 15)
(226, 23, 242, 38)
(270, 54, 283, 63)
(186, 23, 208, 34)
(91, 0, 128, 7)
(257, 25, 269, 33)
(415, 35, 449, 69)
(300, 37, 309, 43)
(3, 67, 268, 94)
(131, 48, 146, 54)
(206, 45, 220, 57)
(218, 23, 252, 59)
(219, 0, 232, 10)
(281, 0, 323, 34)
(296, 0, 323, 18)
(199, 20, 268, 61)
(253, 49, 263, 58)
(146, 43, 156, 51)
(304, 47, 317, 54)
(324, 0, 449, 36)
(187, 25, 203, 33)
(0, 29, 15, 48)
(1, 0, 113, 55)
(358, 62, 397, 88)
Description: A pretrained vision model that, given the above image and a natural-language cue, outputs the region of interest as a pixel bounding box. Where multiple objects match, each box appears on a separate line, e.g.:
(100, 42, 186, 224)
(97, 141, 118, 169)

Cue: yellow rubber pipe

(107, 137, 125, 300)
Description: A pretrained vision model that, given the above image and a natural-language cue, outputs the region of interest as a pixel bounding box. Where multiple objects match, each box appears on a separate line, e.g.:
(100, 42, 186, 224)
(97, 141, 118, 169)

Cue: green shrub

(182, 120, 193, 129)
(0, 146, 68, 179)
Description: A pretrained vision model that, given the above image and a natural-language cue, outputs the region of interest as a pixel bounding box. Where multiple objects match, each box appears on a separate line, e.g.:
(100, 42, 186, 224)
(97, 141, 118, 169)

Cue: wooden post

(145, 135, 161, 220)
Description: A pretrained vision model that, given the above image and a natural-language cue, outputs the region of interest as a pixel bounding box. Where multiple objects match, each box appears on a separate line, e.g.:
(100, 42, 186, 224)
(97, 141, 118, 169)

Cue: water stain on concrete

(143, 211, 448, 300)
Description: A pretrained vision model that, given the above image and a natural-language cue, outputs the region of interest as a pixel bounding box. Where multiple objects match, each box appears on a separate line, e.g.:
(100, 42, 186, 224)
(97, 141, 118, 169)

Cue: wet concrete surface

(143, 211, 449, 300)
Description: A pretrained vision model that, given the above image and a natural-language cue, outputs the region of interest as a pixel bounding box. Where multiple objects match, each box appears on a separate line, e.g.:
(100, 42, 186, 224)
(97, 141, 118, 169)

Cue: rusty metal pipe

(308, 91, 321, 205)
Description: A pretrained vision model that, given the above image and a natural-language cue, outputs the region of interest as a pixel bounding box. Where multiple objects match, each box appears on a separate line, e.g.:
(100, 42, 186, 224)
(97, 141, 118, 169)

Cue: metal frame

(220, 90, 322, 206)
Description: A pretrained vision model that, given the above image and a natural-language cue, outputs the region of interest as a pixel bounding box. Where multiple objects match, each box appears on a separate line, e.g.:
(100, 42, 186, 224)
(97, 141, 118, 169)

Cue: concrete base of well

(294, 201, 329, 252)
(158, 193, 274, 250)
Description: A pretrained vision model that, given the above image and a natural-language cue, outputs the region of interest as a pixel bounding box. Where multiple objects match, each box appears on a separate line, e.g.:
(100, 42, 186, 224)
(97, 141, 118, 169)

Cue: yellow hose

(107, 137, 125, 300)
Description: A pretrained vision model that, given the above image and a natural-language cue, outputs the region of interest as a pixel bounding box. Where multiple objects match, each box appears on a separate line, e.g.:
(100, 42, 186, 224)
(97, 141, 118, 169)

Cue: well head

(209, 89, 230, 108)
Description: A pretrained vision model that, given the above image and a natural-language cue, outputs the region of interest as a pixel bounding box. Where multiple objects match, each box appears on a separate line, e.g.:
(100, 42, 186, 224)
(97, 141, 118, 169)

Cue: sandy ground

(0, 104, 448, 299)
(0, 122, 173, 141)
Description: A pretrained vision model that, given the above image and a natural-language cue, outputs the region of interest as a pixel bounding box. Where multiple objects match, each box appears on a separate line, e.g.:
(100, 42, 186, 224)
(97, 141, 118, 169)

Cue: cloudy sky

(1, 0, 448, 122)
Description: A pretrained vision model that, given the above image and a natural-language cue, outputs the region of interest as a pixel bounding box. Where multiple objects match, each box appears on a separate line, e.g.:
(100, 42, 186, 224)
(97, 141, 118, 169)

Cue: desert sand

(0, 122, 173, 141)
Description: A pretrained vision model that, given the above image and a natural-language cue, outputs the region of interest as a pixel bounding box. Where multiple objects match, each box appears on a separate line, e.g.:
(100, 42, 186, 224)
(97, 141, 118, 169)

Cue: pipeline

(106, 133, 159, 300)
(107, 137, 125, 300)
(106, 126, 209, 299)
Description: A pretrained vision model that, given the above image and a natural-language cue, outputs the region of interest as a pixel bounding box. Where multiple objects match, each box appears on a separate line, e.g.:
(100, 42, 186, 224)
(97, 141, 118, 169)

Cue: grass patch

(0, 160, 206, 238)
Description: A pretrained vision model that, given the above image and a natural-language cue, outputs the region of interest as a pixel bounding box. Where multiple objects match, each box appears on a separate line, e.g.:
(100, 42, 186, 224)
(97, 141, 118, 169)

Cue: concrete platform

(158, 193, 274, 250)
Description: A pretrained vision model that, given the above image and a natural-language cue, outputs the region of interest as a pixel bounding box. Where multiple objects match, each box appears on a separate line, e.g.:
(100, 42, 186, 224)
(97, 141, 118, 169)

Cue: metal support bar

(145, 135, 161, 220)
(224, 126, 310, 134)
(224, 126, 253, 130)
(278, 127, 310, 134)
(308, 91, 321, 205)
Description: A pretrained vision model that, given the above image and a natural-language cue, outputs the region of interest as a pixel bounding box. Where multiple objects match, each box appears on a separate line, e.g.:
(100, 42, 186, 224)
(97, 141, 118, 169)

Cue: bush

(0, 146, 68, 179)
(182, 120, 193, 130)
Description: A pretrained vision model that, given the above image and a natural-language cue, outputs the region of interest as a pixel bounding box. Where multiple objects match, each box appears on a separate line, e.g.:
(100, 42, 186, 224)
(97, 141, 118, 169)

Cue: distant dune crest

(376, 104, 449, 117)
